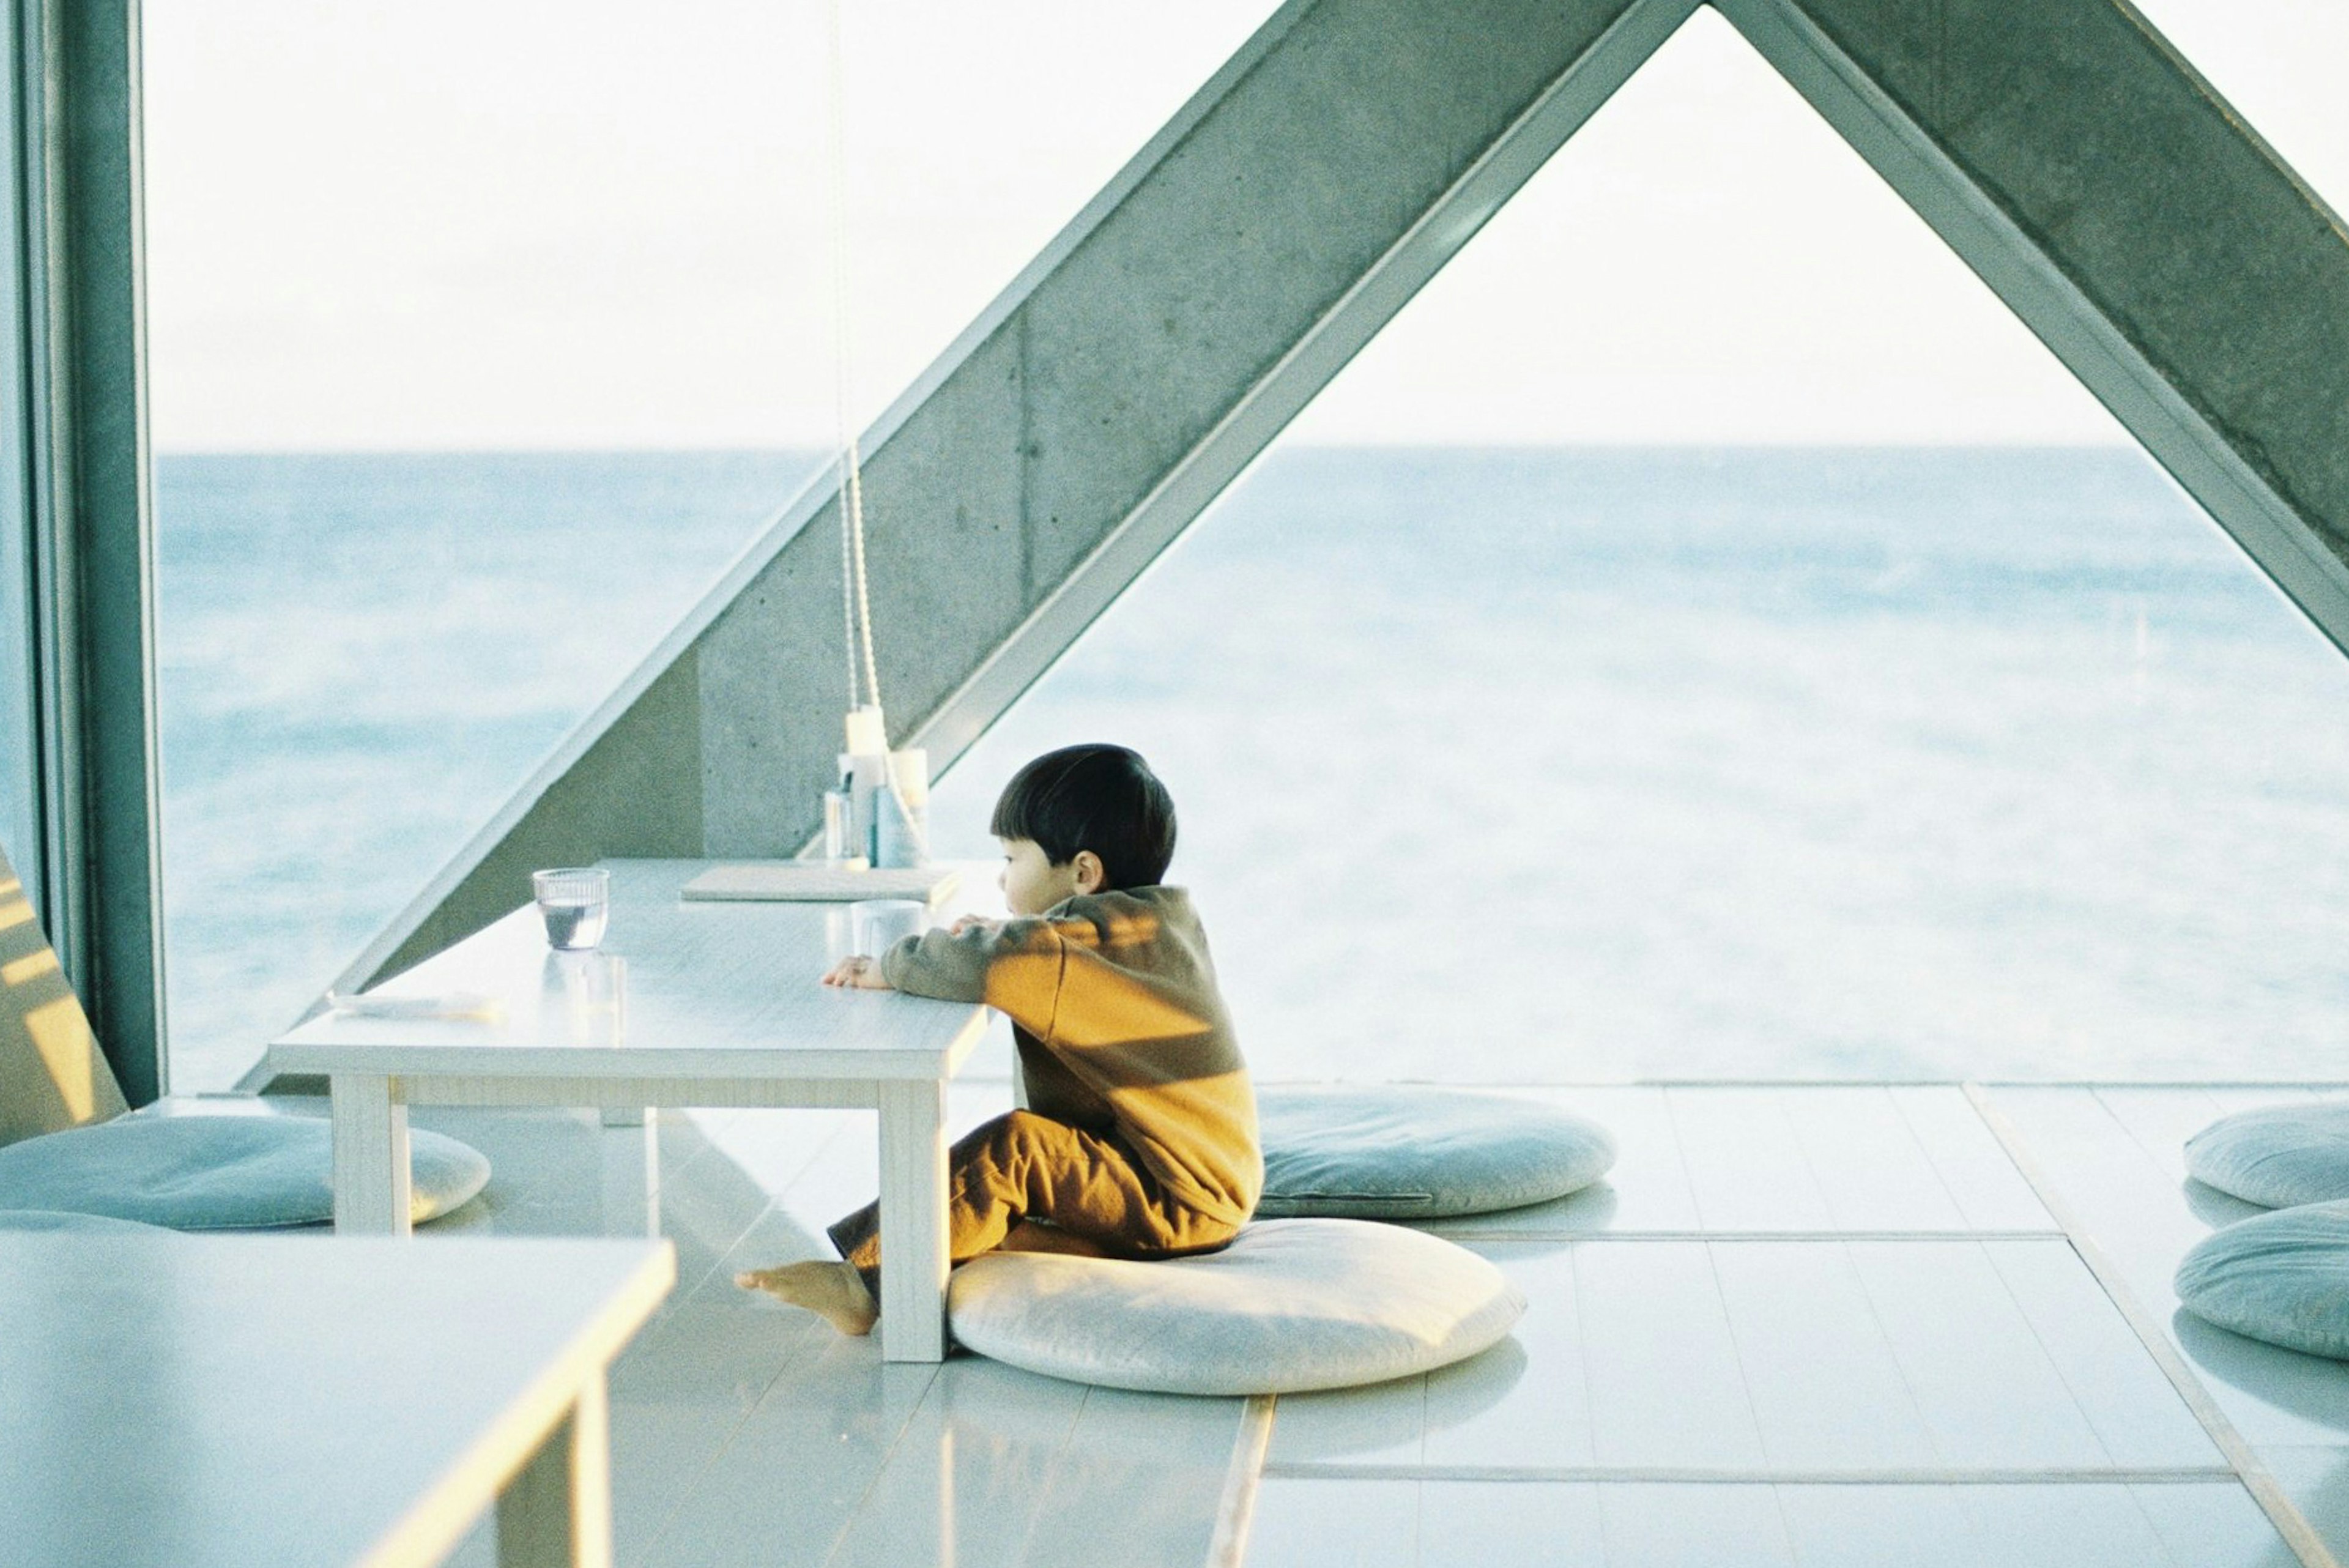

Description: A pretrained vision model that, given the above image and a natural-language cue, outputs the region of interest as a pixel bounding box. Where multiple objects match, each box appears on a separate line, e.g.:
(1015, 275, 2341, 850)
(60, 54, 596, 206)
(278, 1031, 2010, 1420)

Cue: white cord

(825, 0, 880, 715)
(820, 2, 922, 856)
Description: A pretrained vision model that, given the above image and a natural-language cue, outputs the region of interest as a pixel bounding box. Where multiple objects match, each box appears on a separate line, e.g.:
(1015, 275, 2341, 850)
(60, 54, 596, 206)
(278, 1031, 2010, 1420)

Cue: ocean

(155, 447, 2349, 1092)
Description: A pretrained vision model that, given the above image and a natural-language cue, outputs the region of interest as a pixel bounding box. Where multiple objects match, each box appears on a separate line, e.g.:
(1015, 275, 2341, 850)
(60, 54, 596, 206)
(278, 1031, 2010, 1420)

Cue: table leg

(877, 1079, 949, 1362)
(495, 1373, 614, 1568)
(599, 1113, 660, 1237)
(330, 1073, 412, 1235)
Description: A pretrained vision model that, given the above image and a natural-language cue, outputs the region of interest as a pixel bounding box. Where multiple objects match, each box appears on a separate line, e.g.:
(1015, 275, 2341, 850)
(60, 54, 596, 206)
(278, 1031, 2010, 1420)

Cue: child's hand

(822, 955, 895, 990)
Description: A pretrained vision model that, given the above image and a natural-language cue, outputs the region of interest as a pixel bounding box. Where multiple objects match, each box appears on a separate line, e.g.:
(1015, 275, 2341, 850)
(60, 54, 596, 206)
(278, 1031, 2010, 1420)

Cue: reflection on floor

(379, 1083, 2349, 1566)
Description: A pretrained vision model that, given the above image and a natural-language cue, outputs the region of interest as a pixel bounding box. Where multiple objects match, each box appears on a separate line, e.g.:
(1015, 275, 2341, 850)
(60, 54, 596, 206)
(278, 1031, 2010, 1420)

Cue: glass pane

(153, 455, 801, 1088)
(142, 0, 1280, 449)
(1290, 6, 2112, 445)
(143, 1, 1282, 1090)
(932, 10, 2349, 1082)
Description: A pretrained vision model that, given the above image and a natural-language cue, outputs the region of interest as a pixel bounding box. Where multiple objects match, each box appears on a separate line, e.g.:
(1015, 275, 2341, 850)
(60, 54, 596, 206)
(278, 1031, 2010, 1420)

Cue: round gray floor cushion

(2185, 1102, 2349, 1209)
(0, 1115, 489, 1229)
(2175, 1200, 2349, 1359)
(1256, 1085, 1616, 1219)
(949, 1217, 1525, 1395)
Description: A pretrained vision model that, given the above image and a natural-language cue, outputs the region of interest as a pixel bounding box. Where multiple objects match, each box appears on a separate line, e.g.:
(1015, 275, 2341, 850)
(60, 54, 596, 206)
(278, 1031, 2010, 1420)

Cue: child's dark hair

(990, 743, 1176, 890)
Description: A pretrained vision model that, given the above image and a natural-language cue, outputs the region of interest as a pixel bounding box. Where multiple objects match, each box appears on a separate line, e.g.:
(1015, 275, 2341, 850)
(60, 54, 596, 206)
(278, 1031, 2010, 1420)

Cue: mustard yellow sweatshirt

(880, 886, 1261, 1226)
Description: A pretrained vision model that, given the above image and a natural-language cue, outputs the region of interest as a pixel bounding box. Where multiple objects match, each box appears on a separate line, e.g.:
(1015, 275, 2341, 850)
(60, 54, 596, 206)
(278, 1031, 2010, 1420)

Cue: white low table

(0, 1230, 672, 1568)
(267, 860, 990, 1362)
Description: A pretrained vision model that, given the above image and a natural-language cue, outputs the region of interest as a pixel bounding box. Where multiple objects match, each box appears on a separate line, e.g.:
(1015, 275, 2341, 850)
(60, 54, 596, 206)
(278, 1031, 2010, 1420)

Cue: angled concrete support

(1726, 0, 2349, 655)
(341, 0, 1697, 993)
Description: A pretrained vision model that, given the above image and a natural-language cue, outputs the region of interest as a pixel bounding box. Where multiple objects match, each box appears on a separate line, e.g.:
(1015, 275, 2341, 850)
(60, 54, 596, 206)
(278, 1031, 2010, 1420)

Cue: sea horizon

(153, 444, 2349, 1093)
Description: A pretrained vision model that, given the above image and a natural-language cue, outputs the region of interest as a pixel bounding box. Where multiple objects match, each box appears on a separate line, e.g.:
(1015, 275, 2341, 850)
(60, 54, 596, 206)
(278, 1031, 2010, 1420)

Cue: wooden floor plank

(1983, 1239, 2221, 1470)
(638, 1350, 938, 1568)
(1775, 1484, 1980, 1568)
(1777, 1088, 1968, 1233)
(1424, 1244, 1593, 1471)
(1417, 1481, 1606, 1568)
(1975, 1088, 2196, 1308)
(1596, 1483, 1798, 1567)
(1575, 1242, 1768, 1470)
(1666, 1088, 1835, 1233)
(822, 1358, 1088, 1568)
(2131, 1481, 2304, 1568)
(2091, 1087, 2228, 1183)
(1951, 1483, 2184, 1568)
(1244, 1478, 1419, 1568)
(1845, 1241, 2110, 1470)
(1708, 1240, 1939, 1470)
(1265, 1373, 1428, 1469)
(1890, 1086, 2055, 1232)
(1008, 1388, 1238, 1568)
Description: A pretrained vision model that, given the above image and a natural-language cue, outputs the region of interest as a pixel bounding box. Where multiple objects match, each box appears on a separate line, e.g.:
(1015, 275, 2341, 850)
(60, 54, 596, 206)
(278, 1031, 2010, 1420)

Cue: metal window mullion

(18, 0, 78, 975)
(0, 0, 43, 917)
(18, 0, 165, 1102)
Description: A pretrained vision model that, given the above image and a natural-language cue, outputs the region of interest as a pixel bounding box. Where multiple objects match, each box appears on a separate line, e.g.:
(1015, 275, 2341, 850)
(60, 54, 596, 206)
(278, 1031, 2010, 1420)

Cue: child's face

(997, 837, 1083, 916)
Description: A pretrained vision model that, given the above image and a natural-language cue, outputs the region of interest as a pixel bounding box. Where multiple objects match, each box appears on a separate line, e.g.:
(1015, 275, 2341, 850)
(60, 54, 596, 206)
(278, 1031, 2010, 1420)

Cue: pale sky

(141, 1, 2349, 452)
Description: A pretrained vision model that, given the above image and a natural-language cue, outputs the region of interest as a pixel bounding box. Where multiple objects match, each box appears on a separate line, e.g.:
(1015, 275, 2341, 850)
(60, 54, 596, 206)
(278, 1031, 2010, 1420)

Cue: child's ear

(1071, 850, 1107, 895)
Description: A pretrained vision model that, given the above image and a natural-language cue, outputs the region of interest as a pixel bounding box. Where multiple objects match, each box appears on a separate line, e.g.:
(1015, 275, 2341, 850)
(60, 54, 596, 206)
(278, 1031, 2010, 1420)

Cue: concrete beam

(1726, 0, 2349, 652)
(338, 0, 1694, 995)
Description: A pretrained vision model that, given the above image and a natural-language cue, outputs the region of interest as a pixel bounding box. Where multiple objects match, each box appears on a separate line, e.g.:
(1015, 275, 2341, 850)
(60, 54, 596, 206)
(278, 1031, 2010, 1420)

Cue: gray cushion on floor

(0, 1208, 171, 1234)
(2185, 1102, 2349, 1209)
(0, 1115, 489, 1229)
(949, 1217, 1524, 1395)
(1255, 1085, 1615, 1219)
(2175, 1200, 2349, 1359)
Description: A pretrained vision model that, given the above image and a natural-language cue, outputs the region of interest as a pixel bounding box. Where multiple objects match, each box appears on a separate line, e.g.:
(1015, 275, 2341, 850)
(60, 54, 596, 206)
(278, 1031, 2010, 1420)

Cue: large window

(141, 3, 2349, 1088)
(150, 453, 803, 1087)
(144, 1, 1278, 1088)
(930, 7, 2349, 1083)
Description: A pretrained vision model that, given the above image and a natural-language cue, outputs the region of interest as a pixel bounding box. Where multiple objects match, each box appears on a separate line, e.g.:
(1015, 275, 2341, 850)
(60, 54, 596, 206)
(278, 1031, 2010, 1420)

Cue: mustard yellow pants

(827, 1110, 1238, 1299)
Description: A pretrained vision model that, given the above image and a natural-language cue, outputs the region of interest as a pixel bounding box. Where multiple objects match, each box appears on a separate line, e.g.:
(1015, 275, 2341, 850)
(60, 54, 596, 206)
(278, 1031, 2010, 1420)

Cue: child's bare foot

(735, 1260, 877, 1336)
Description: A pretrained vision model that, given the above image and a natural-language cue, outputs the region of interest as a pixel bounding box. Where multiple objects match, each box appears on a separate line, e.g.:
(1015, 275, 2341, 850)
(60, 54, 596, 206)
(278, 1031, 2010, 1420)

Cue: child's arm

(818, 918, 1004, 990)
(877, 916, 1067, 1035)
(817, 921, 1010, 992)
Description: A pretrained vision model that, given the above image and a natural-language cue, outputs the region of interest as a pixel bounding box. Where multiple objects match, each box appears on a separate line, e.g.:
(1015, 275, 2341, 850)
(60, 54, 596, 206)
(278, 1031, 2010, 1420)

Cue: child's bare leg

(735, 1260, 877, 1336)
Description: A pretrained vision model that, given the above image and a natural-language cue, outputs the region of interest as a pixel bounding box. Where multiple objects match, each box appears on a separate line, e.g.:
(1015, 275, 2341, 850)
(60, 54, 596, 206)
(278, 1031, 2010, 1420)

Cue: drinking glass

(850, 898, 927, 959)
(533, 867, 610, 951)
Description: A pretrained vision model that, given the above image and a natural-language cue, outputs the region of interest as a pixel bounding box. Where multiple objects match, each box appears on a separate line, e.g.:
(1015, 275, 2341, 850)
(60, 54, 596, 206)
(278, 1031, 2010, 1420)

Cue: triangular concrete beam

(335, 0, 2349, 1000)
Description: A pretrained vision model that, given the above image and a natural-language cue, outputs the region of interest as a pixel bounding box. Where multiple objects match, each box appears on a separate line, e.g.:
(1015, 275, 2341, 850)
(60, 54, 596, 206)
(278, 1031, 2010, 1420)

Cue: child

(737, 743, 1261, 1336)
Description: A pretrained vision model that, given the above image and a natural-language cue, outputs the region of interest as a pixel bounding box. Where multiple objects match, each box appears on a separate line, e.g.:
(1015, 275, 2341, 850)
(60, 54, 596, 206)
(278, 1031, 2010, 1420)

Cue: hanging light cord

(826, 0, 881, 717)
(820, 7, 924, 853)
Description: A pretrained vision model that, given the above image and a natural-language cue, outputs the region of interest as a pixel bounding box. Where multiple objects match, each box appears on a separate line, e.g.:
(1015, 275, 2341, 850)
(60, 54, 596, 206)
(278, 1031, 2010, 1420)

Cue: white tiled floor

(370, 1082, 2349, 1566)
(1978, 1083, 2349, 1554)
(1417, 1087, 2053, 1239)
(1249, 1478, 2286, 1568)
(1267, 1236, 2220, 1479)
